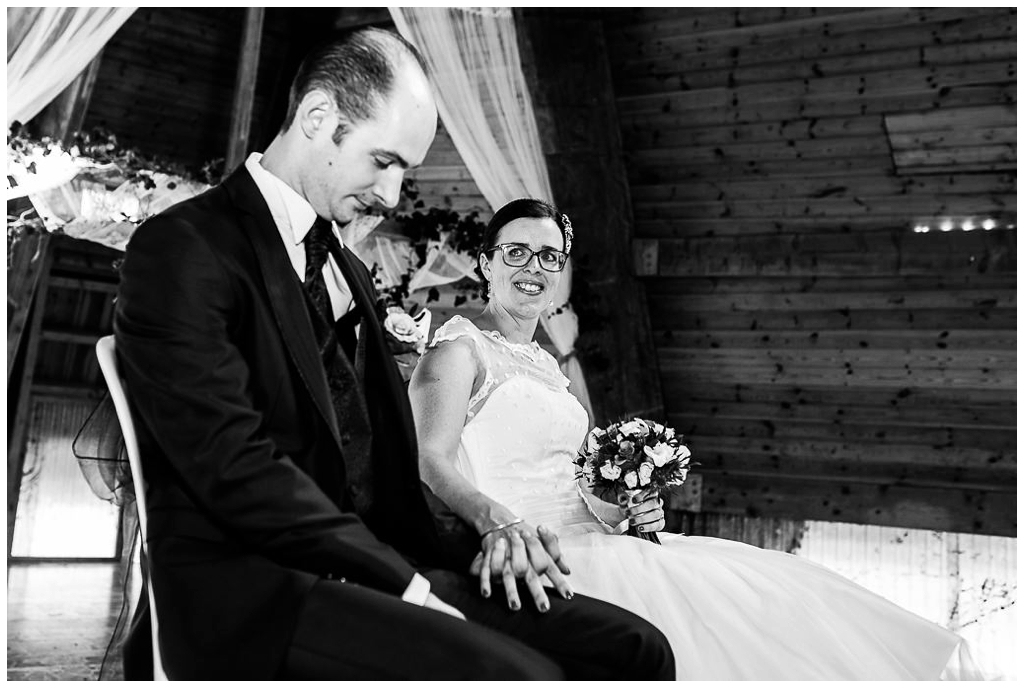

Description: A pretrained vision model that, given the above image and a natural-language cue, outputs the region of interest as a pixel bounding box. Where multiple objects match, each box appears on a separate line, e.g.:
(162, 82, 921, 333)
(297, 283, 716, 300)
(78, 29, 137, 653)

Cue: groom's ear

(297, 90, 334, 140)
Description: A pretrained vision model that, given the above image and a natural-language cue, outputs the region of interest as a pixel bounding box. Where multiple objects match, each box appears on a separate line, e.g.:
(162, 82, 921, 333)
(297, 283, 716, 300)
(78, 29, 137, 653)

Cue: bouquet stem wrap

(626, 523, 662, 544)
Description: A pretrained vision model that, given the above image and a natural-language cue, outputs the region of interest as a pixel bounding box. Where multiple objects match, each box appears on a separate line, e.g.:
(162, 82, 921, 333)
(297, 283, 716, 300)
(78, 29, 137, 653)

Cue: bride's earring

(487, 281, 493, 298)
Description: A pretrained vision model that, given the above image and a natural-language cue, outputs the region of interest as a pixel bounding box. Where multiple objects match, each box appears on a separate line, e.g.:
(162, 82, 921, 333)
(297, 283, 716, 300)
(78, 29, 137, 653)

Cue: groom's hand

(473, 525, 574, 613)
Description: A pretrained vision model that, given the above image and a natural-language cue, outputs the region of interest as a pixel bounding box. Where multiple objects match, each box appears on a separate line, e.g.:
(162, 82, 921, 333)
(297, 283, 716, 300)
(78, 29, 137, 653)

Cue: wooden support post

(516, 9, 665, 425)
(225, 8, 265, 174)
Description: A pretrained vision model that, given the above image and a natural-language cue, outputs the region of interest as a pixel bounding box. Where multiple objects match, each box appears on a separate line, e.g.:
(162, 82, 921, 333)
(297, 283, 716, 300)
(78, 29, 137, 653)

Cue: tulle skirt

(556, 531, 987, 680)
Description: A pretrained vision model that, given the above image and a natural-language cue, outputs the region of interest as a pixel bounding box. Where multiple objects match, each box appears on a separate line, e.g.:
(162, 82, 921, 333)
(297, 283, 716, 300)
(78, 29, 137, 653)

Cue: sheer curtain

(340, 214, 480, 296)
(7, 7, 136, 127)
(389, 7, 593, 420)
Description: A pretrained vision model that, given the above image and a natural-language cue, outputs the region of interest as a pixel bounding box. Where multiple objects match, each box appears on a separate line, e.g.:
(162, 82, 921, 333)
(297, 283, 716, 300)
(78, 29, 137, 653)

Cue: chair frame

(95, 335, 168, 680)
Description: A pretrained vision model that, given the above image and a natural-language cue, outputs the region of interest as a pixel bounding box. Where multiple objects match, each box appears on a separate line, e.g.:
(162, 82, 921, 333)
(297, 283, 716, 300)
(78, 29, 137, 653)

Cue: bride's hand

(472, 523, 574, 613)
(622, 489, 666, 533)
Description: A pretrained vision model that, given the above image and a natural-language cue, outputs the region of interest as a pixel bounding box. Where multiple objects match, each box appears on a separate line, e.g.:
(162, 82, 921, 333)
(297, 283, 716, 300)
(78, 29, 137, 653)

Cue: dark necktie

(303, 219, 356, 360)
(302, 218, 373, 512)
(304, 218, 339, 353)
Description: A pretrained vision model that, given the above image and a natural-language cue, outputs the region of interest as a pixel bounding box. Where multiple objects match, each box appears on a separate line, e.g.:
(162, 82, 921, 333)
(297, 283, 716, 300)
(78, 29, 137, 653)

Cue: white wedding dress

(431, 316, 986, 680)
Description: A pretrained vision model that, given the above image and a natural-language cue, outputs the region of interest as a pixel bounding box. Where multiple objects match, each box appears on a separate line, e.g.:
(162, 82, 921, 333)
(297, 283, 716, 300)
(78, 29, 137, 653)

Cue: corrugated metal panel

(11, 398, 121, 559)
(683, 512, 807, 552)
(795, 520, 1016, 680)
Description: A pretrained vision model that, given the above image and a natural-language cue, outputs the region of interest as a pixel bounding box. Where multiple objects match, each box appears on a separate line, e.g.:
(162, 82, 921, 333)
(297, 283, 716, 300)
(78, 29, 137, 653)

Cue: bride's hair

(475, 198, 573, 296)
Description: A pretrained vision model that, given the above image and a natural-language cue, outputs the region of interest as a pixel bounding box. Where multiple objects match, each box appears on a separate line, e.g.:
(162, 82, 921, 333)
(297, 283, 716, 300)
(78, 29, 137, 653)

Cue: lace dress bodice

(429, 316, 609, 537)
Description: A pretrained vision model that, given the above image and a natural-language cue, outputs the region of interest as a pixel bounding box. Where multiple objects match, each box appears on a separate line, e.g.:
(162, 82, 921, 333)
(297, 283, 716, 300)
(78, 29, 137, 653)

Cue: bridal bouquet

(574, 418, 694, 544)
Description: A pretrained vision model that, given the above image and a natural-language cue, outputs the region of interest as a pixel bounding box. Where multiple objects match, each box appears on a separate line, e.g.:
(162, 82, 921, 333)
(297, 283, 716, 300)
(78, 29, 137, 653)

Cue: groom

(115, 28, 674, 679)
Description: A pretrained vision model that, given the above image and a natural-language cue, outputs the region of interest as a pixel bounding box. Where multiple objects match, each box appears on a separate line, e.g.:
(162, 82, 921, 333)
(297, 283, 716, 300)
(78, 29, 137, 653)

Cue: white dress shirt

(244, 153, 353, 318)
(243, 152, 430, 606)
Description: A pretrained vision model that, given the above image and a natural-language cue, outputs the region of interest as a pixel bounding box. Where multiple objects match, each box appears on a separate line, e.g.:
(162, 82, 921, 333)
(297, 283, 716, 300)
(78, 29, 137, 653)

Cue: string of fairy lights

(912, 217, 1015, 233)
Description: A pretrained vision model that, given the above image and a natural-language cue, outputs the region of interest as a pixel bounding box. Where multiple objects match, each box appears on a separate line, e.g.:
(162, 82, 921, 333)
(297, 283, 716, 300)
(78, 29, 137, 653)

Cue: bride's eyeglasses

(487, 243, 568, 272)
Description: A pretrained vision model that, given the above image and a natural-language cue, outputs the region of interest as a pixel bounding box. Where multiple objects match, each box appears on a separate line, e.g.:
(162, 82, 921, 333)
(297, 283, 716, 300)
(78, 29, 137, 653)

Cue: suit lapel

(221, 169, 342, 448)
(333, 245, 386, 357)
(333, 242, 418, 451)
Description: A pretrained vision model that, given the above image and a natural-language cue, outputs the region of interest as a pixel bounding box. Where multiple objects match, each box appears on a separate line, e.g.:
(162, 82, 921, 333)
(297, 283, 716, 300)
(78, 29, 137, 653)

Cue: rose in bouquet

(575, 418, 694, 544)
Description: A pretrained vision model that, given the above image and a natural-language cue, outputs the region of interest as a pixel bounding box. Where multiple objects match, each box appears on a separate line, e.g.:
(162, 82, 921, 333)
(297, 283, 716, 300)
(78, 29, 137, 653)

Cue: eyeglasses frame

(485, 243, 569, 273)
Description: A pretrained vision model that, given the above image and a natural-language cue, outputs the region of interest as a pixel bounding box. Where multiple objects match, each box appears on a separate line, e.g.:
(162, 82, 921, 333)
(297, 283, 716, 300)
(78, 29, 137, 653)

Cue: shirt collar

(244, 152, 342, 247)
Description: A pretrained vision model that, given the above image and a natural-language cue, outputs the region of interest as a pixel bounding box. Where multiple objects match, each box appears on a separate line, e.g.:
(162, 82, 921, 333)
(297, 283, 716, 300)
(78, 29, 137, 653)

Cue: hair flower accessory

(561, 213, 574, 254)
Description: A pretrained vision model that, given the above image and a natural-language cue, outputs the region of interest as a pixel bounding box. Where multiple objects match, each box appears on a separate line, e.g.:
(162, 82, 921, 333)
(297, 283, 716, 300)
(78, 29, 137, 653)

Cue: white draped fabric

(388, 6, 593, 420)
(340, 214, 480, 296)
(389, 7, 551, 205)
(7, 7, 136, 127)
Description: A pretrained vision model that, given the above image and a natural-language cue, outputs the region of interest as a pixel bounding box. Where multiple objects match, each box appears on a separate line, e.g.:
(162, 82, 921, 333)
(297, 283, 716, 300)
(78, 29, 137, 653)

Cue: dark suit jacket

(115, 167, 472, 679)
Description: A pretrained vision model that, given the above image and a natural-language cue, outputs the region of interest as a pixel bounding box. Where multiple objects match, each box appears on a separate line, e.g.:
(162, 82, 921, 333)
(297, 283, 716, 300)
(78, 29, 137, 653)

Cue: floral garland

(7, 127, 489, 322)
(7, 123, 220, 189)
(6, 124, 215, 261)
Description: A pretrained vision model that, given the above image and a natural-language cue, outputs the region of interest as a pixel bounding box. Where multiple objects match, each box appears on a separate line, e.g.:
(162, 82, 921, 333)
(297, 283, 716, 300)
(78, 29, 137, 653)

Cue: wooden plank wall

(603, 7, 1016, 535)
(82, 7, 298, 171)
(407, 125, 491, 216)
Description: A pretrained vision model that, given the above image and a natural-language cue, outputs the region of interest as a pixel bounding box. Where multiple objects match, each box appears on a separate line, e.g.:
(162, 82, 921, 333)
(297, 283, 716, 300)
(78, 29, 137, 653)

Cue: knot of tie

(305, 217, 338, 284)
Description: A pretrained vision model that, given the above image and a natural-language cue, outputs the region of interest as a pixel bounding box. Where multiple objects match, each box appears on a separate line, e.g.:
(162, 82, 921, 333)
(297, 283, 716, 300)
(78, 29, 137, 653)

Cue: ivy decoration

(370, 178, 488, 311)
(8, 122, 219, 189)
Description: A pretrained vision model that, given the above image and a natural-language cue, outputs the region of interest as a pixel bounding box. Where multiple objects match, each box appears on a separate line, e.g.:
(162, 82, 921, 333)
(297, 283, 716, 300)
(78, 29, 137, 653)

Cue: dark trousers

(281, 569, 675, 680)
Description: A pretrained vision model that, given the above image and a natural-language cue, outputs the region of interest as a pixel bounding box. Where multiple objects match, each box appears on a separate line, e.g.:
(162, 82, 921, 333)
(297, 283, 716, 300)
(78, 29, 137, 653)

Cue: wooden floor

(7, 560, 140, 681)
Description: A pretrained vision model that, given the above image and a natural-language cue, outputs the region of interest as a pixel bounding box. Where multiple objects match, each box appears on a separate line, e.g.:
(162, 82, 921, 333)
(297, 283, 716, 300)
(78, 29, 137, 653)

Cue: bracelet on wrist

(480, 517, 524, 539)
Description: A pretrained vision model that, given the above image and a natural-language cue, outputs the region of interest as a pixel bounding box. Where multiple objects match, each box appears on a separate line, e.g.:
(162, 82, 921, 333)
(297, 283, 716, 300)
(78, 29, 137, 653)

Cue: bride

(408, 198, 986, 680)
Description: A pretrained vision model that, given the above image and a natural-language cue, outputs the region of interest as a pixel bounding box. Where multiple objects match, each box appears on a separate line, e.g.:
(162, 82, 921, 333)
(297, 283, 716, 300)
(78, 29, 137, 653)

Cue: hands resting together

(467, 489, 666, 614)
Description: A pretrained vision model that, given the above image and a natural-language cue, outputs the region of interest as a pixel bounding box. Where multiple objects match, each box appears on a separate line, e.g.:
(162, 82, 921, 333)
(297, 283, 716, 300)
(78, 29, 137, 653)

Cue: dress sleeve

(427, 316, 496, 420)
(429, 315, 478, 347)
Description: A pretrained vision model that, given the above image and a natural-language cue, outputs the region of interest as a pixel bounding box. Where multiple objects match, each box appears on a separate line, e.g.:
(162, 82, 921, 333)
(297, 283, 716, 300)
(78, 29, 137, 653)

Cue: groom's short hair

(281, 27, 428, 143)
